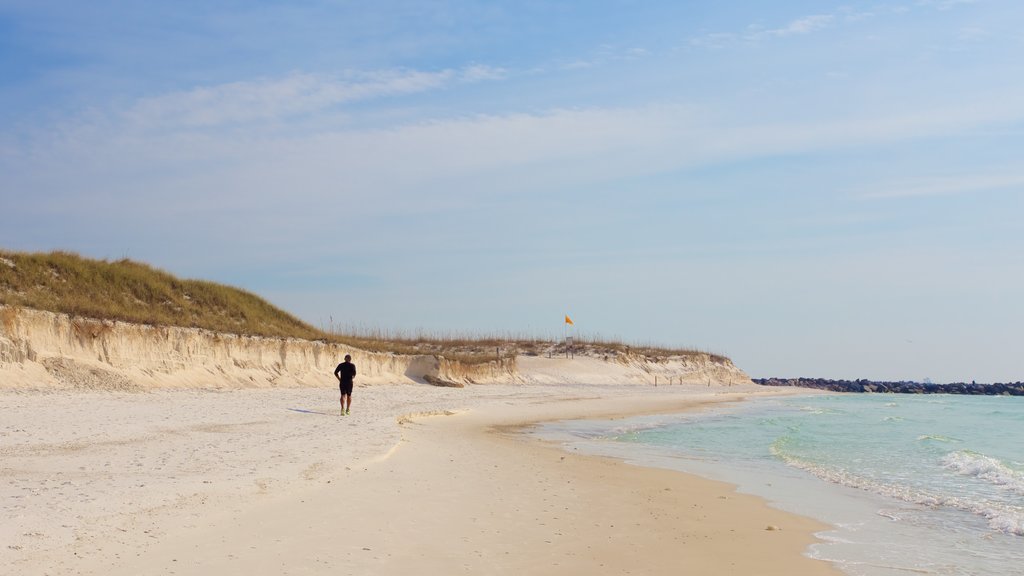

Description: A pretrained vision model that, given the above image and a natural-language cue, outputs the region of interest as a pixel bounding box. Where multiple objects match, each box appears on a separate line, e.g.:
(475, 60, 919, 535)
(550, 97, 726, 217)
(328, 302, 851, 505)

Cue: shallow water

(537, 393, 1024, 576)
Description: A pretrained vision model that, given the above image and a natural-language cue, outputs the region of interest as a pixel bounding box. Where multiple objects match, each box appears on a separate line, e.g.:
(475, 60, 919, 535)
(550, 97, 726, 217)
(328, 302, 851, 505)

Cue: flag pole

(563, 313, 574, 359)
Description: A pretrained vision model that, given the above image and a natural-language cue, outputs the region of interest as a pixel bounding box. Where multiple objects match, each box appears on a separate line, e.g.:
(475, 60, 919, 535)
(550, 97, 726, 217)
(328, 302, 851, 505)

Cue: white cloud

(756, 14, 835, 38)
(688, 32, 737, 50)
(917, 0, 979, 10)
(838, 8, 876, 22)
(690, 13, 835, 48)
(554, 45, 651, 69)
(8, 61, 1024, 227)
(561, 59, 598, 70)
(956, 26, 989, 42)
(859, 174, 1024, 199)
(459, 65, 507, 83)
(11, 93, 1024, 224)
(120, 66, 503, 130)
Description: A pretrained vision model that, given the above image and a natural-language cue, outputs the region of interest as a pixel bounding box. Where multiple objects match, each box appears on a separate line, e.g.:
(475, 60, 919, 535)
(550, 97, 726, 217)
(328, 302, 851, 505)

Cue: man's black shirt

(334, 361, 356, 384)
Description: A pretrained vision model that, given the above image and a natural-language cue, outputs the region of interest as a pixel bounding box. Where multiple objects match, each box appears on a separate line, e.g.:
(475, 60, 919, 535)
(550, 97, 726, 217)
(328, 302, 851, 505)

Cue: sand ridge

(0, 306, 750, 390)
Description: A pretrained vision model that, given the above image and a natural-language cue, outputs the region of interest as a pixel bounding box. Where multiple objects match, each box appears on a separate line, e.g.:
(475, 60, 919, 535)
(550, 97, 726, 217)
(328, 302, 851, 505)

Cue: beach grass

(0, 250, 321, 340)
(326, 325, 729, 364)
(0, 249, 728, 364)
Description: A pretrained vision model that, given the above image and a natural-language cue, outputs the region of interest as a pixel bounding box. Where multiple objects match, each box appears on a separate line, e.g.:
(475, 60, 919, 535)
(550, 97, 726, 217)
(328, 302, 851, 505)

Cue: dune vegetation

(0, 250, 321, 340)
(0, 250, 726, 364)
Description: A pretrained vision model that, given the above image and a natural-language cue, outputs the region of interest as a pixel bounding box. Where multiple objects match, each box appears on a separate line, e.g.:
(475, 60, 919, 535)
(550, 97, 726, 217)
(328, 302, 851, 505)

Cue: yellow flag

(564, 314, 574, 325)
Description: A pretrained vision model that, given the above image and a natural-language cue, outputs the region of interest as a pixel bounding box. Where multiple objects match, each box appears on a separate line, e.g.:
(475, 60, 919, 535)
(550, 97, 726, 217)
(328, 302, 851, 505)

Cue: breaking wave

(771, 444, 1024, 536)
(942, 450, 1024, 497)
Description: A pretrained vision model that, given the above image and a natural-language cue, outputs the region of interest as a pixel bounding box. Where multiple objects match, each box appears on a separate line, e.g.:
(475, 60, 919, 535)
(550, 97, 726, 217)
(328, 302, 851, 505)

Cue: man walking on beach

(334, 354, 356, 416)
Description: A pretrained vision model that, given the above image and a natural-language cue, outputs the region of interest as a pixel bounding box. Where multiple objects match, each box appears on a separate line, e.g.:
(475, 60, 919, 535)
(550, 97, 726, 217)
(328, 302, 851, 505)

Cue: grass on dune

(0, 250, 730, 365)
(324, 325, 729, 364)
(0, 250, 322, 340)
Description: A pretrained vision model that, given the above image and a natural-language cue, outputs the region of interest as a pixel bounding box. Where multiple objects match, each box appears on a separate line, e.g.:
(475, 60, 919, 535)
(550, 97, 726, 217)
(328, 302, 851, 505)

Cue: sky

(2, 1, 1022, 383)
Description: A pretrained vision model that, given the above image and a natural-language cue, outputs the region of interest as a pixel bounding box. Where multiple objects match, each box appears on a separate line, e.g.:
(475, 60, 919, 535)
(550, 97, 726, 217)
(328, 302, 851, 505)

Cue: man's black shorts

(339, 382, 353, 396)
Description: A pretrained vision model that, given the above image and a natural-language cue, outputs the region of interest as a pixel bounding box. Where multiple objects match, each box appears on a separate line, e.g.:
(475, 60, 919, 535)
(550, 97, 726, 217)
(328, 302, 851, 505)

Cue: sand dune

(1, 306, 748, 390)
(1, 307, 839, 574)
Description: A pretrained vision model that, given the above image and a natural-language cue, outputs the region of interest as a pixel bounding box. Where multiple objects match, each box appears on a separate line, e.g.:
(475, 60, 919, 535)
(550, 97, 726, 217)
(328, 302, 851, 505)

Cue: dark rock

(752, 377, 1024, 396)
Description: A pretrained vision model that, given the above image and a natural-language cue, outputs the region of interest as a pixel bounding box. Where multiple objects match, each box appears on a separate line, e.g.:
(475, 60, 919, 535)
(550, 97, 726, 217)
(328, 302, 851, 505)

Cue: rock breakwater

(754, 377, 1024, 396)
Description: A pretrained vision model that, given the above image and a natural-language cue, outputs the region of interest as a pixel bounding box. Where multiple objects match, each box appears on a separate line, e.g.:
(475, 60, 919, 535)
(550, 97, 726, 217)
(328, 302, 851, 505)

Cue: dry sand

(2, 382, 841, 575)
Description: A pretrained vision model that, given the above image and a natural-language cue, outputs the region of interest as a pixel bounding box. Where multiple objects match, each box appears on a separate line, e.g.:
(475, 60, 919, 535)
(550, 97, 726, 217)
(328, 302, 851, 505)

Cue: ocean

(536, 393, 1024, 576)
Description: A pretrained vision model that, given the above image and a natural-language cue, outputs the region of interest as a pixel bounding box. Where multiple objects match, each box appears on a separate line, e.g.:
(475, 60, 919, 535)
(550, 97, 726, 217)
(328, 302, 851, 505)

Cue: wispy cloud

(917, 0, 979, 11)
(555, 45, 651, 70)
(11, 80, 1024, 221)
(688, 3, 967, 50)
(120, 66, 503, 130)
(859, 174, 1024, 199)
(956, 26, 989, 42)
(688, 32, 738, 49)
(460, 65, 507, 83)
(754, 14, 835, 38)
(690, 12, 836, 48)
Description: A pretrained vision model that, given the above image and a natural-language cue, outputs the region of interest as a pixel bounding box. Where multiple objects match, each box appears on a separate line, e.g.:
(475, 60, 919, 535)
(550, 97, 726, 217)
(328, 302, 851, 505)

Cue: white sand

(1, 380, 840, 575)
(1, 384, 533, 570)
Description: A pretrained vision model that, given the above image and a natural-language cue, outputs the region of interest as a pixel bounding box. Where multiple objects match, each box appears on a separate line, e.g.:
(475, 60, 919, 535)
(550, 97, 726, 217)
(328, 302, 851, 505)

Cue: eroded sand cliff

(0, 306, 749, 390)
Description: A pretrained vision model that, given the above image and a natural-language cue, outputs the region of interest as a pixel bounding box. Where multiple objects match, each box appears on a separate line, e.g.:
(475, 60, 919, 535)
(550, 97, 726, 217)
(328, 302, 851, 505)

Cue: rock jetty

(754, 377, 1024, 396)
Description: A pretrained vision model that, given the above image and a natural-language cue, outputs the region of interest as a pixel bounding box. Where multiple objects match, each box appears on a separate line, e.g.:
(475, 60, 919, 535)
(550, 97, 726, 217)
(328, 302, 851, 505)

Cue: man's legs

(343, 393, 351, 414)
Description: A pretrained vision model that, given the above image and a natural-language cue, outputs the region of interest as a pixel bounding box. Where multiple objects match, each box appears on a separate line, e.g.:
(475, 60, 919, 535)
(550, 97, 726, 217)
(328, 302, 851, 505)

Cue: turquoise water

(537, 394, 1024, 576)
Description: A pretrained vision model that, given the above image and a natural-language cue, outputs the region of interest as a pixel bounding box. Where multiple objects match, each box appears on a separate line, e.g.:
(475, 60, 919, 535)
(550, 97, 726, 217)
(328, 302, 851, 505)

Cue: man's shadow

(287, 408, 333, 416)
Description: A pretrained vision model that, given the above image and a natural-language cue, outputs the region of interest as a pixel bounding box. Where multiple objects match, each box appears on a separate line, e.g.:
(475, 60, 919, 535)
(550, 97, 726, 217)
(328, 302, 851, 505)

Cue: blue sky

(2, 1, 1022, 382)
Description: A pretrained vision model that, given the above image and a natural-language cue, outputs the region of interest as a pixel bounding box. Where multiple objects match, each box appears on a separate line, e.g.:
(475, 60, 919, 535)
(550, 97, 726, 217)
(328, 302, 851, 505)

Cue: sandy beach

(2, 382, 841, 575)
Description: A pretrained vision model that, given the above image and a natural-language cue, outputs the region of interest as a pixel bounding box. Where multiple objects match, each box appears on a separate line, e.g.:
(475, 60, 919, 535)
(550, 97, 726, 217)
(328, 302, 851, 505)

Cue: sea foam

(771, 442, 1024, 535)
(550, 393, 1024, 575)
(942, 450, 1024, 496)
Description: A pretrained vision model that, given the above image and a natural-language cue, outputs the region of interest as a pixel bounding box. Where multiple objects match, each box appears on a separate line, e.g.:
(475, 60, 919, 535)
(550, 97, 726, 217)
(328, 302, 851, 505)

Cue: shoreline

(3, 384, 841, 575)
